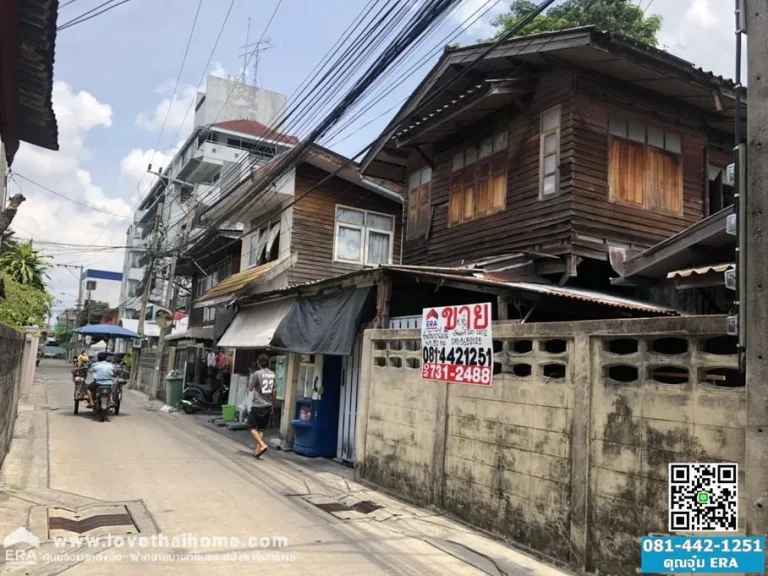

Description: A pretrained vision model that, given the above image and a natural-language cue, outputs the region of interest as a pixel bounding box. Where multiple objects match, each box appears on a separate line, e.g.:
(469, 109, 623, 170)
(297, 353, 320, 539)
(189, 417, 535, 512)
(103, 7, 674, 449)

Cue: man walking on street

(248, 353, 274, 458)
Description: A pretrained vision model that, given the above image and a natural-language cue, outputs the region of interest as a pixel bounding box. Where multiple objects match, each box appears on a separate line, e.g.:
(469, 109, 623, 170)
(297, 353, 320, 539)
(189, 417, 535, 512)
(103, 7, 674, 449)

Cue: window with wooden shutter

(449, 132, 507, 226)
(539, 106, 561, 198)
(406, 167, 431, 238)
(607, 114, 683, 215)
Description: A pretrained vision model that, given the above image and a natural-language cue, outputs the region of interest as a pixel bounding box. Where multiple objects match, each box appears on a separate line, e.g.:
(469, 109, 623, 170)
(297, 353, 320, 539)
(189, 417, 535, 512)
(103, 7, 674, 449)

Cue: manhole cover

(47, 505, 138, 539)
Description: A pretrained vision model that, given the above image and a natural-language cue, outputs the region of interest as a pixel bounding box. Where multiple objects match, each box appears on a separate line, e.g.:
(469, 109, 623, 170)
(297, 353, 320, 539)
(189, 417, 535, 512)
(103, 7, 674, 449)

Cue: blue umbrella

(73, 324, 139, 339)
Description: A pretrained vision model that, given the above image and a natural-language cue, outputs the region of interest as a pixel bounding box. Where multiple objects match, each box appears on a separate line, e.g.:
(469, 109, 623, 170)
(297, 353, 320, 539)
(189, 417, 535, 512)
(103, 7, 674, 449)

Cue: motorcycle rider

(87, 351, 115, 408)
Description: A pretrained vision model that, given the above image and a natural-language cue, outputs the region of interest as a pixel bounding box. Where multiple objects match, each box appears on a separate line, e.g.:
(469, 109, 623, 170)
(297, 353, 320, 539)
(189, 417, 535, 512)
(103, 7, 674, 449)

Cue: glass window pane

(336, 226, 362, 261)
(542, 107, 560, 131)
(494, 131, 508, 151)
(367, 231, 391, 265)
(248, 234, 259, 266)
(665, 132, 681, 154)
(544, 133, 557, 154)
(366, 212, 394, 231)
(408, 171, 421, 190)
(542, 174, 557, 196)
(421, 166, 432, 182)
(647, 126, 664, 148)
(480, 138, 493, 158)
(544, 154, 557, 175)
(629, 121, 645, 143)
(465, 146, 478, 165)
(336, 207, 365, 225)
(452, 152, 464, 171)
(609, 116, 627, 137)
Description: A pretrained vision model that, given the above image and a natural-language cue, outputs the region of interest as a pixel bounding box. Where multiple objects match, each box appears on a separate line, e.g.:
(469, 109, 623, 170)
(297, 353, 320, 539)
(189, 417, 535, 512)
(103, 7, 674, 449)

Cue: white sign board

(420, 302, 493, 386)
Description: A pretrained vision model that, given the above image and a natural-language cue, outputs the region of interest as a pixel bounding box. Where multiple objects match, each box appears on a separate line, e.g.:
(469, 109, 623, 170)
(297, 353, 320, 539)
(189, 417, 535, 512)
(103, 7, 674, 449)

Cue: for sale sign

(420, 303, 493, 386)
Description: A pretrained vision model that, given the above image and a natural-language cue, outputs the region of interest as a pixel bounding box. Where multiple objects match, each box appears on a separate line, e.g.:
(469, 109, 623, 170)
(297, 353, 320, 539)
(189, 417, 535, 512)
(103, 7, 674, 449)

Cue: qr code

(668, 463, 738, 532)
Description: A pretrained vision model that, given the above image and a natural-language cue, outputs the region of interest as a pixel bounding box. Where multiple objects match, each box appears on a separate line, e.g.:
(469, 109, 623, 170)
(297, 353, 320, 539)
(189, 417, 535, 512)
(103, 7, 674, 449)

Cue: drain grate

(47, 505, 138, 538)
(49, 513, 134, 534)
(313, 500, 383, 516)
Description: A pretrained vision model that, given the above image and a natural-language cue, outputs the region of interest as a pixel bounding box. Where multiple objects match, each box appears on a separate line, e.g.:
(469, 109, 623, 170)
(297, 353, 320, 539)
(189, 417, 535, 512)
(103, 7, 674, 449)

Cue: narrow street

(0, 360, 569, 576)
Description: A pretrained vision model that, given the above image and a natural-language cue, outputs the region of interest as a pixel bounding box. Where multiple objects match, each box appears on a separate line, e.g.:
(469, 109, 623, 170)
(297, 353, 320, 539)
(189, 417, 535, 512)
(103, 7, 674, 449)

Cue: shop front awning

(217, 297, 296, 349)
(270, 288, 372, 356)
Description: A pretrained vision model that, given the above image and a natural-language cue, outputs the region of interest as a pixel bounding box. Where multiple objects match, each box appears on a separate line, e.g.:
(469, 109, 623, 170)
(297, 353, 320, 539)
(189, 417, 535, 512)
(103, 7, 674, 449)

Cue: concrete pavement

(0, 360, 571, 575)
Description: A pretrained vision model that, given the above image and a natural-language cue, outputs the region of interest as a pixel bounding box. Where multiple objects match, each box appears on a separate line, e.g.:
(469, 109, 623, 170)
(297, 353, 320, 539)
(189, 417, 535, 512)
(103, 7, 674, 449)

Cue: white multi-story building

(117, 76, 292, 328)
(80, 269, 123, 309)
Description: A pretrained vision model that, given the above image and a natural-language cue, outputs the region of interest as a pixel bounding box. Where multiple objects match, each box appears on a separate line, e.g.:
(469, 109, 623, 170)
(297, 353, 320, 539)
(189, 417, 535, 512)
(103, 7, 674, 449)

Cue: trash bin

(165, 370, 183, 408)
(221, 405, 236, 422)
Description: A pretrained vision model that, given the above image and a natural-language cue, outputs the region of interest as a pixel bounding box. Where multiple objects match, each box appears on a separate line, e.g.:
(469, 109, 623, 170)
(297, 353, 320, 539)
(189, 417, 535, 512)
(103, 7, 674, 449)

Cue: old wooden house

(361, 27, 743, 289)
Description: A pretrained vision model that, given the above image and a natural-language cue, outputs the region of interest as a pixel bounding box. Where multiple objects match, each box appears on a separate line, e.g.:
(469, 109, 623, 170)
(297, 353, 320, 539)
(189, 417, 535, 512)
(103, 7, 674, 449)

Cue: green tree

(489, 0, 662, 46)
(0, 272, 52, 330)
(78, 300, 111, 326)
(0, 240, 51, 290)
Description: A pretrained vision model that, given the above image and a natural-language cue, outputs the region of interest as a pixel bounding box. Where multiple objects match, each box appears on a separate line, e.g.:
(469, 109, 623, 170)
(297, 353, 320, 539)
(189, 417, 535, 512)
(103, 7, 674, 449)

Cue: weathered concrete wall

(356, 316, 745, 575)
(137, 349, 169, 401)
(0, 323, 24, 470)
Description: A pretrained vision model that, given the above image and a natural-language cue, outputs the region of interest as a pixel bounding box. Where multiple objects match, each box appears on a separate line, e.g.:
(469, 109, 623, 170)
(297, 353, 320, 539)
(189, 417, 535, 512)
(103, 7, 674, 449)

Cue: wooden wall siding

(289, 163, 403, 287)
(403, 70, 576, 266)
(189, 276, 204, 327)
(571, 88, 707, 257)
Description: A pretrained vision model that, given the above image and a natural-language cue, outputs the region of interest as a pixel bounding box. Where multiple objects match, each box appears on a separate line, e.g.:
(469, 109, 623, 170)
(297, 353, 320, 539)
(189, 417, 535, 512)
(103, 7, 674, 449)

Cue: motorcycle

(180, 378, 230, 414)
(92, 382, 113, 422)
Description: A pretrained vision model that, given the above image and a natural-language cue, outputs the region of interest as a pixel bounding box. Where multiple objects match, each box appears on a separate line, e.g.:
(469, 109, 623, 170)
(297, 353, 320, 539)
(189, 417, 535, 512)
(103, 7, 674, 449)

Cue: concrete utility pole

(744, 0, 768, 538)
(150, 185, 199, 399)
(55, 263, 84, 360)
(130, 201, 164, 391)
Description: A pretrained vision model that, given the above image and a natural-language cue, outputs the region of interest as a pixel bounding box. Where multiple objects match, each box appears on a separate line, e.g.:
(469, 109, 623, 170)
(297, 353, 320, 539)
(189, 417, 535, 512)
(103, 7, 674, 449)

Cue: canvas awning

(217, 297, 296, 349)
(269, 288, 372, 355)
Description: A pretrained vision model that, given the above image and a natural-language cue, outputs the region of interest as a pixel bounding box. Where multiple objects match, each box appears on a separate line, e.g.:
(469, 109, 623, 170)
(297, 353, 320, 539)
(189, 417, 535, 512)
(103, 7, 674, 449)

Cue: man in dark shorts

(248, 353, 275, 458)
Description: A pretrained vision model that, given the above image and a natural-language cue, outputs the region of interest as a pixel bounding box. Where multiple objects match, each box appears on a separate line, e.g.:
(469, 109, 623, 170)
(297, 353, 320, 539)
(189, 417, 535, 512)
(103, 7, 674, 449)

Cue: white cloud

(10, 82, 131, 311)
(655, 0, 742, 79)
(135, 84, 197, 135)
(119, 144, 180, 199)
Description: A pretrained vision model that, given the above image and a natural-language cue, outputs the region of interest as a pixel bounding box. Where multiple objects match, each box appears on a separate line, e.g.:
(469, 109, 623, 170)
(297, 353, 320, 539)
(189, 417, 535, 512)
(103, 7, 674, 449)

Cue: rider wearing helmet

(87, 351, 115, 408)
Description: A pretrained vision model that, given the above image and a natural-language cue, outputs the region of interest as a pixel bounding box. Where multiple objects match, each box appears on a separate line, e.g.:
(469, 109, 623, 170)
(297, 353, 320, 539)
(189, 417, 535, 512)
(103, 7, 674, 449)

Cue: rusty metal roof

(9, 0, 59, 164)
(212, 119, 298, 146)
(195, 260, 281, 307)
(236, 264, 677, 316)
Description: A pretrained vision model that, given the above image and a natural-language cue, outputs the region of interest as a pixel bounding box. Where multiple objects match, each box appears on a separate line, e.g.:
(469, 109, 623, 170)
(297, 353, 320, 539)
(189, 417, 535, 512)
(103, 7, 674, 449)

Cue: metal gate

(337, 328, 365, 462)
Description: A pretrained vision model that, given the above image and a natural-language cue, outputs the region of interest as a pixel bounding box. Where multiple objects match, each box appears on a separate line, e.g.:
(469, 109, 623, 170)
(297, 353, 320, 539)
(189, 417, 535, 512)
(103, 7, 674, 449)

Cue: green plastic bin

(165, 371, 183, 408)
(221, 404, 236, 422)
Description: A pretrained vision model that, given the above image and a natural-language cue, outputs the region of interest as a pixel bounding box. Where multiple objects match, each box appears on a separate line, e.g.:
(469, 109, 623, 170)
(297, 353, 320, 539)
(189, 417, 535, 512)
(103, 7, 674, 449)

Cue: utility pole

(150, 185, 198, 399)
(744, 0, 768, 539)
(130, 201, 164, 391)
(55, 263, 84, 360)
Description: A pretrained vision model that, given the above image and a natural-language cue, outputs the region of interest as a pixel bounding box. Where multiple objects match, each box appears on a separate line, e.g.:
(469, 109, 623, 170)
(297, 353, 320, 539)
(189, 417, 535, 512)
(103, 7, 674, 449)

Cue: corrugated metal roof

(236, 265, 677, 316)
(196, 260, 280, 305)
(667, 263, 733, 279)
(212, 119, 298, 146)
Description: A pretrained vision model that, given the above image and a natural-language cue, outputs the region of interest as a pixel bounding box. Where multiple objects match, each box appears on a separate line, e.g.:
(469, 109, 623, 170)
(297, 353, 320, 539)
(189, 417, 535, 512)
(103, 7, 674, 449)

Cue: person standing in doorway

(248, 353, 275, 458)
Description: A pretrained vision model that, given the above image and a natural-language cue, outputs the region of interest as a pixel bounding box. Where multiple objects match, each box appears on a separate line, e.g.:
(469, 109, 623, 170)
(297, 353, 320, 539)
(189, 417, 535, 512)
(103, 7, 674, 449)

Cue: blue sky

(6, 0, 739, 318)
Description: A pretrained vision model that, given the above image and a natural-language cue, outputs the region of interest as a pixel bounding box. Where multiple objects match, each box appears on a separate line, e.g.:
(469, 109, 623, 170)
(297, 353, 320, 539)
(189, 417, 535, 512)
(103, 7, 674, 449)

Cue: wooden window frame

(539, 106, 561, 199)
(407, 167, 432, 239)
(333, 205, 395, 266)
(607, 115, 684, 216)
(448, 132, 508, 227)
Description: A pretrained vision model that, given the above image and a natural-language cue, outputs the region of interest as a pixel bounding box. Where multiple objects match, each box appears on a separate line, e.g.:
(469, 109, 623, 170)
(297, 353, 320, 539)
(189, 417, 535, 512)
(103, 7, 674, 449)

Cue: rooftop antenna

(242, 17, 251, 85)
(238, 37, 274, 87)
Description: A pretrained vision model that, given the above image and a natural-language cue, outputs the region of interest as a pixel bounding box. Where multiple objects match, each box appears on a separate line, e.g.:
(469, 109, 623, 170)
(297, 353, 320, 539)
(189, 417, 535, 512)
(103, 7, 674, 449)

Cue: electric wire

(57, 0, 133, 31)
